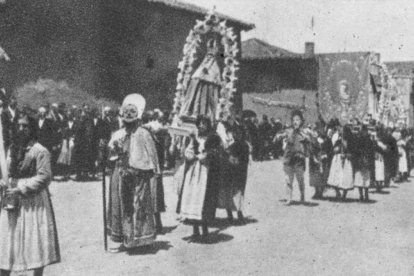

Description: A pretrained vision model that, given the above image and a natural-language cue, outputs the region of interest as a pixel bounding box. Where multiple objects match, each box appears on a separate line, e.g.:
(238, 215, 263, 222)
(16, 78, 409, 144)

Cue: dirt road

(14, 160, 414, 275)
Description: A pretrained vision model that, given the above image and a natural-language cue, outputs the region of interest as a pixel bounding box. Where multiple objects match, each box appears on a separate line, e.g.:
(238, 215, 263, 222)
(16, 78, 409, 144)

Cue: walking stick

(102, 156, 108, 251)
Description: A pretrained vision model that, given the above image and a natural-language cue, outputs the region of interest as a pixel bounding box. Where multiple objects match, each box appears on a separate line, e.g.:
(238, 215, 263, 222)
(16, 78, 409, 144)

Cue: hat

(121, 93, 146, 123)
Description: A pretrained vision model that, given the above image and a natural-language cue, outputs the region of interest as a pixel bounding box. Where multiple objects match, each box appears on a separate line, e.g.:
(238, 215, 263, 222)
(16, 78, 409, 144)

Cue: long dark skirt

(217, 160, 248, 211)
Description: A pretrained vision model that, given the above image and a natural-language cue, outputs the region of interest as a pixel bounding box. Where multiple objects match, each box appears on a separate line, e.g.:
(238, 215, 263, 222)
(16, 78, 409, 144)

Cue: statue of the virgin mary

(179, 37, 223, 124)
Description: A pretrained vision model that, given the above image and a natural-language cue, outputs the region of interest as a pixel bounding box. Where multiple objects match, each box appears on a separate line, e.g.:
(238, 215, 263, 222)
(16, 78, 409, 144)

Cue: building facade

(0, 0, 253, 109)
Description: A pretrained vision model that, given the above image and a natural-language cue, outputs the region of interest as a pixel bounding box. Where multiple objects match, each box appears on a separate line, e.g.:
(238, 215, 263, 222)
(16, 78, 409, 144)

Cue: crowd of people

(275, 110, 414, 205)
(0, 93, 413, 275)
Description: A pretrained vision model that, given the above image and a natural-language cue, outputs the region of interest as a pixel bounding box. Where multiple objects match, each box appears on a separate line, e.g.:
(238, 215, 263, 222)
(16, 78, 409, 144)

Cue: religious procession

(0, 1, 413, 275)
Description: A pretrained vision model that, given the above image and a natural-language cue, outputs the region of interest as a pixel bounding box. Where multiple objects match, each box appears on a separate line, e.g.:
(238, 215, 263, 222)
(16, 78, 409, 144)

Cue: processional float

(168, 11, 240, 150)
(372, 55, 412, 128)
(0, 46, 12, 209)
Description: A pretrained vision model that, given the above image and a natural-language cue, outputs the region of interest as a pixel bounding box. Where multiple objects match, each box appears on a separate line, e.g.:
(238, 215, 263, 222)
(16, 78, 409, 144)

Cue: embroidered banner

(318, 53, 371, 123)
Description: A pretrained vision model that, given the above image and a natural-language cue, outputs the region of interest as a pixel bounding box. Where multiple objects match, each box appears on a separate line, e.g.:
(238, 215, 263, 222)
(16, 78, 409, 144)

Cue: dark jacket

(37, 118, 56, 152)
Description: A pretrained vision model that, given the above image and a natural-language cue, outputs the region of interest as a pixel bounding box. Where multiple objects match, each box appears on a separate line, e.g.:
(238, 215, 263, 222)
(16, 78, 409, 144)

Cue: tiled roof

(242, 38, 301, 59)
(148, 0, 255, 30)
(385, 61, 414, 75)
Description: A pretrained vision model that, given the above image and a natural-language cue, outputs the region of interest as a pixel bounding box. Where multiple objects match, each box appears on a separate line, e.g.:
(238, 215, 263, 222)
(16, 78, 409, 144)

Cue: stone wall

(0, 0, 244, 110)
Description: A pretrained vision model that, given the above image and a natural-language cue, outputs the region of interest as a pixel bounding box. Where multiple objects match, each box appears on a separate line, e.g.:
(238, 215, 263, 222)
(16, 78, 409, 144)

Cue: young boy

(276, 110, 311, 205)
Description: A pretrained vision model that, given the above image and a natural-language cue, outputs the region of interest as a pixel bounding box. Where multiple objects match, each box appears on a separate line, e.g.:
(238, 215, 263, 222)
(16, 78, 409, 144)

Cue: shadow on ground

(182, 230, 234, 245)
(370, 190, 390, 194)
(127, 241, 173, 256)
(326, 197, 377, 204)
(209, 216, 258, 231)
(278, 199, 319, 207)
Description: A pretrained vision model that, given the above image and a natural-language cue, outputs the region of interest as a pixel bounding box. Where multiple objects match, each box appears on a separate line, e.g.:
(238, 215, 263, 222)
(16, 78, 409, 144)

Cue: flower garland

(173, 11, 239, 119)
(374, 56, 408, 126)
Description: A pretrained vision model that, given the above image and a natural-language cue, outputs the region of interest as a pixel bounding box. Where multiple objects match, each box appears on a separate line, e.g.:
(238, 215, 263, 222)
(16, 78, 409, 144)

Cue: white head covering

(121, 93, 146, 123)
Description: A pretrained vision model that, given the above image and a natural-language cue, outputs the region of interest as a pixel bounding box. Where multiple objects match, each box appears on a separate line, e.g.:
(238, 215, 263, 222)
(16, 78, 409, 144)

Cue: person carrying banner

(177, 115, 221, 240)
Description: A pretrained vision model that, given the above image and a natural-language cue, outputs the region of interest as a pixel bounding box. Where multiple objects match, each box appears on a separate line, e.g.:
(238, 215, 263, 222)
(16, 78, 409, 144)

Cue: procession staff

(0, 115, 60, 276)
(107, 94, 159, 253)
(275, 109, 312, 205)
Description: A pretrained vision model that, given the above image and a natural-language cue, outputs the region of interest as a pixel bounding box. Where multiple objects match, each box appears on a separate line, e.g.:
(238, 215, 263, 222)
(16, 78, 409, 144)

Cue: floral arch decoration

(371, 54, 409, 127)
(172, 10, 240, 119)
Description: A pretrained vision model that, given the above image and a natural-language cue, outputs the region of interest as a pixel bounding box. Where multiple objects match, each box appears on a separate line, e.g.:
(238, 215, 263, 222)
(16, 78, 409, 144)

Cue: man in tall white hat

(107, 94, 160, 253)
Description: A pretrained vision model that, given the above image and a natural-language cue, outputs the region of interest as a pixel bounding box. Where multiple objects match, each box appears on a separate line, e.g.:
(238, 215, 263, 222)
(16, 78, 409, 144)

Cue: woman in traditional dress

(224, 124, 250, 223)
(353, 125, 374, 201)
(216, 114, 249, 223)
(0, 115, 60, 276)
(384, 128, 399, 187)
(56, 110, 76, 181)
(373, 127, 387, 191)
(177, 115, 221, 240)
(309, 123, 333, 199)
(107, 94, 159, 253)
(328, 125, 354, 200)
(393, 130, 408, 182)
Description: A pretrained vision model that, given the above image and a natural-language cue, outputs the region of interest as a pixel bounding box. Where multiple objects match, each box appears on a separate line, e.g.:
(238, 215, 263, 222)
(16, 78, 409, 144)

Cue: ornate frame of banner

(172, 10, 239, 119)
(318, 53, 371, 124)
(372, 55, 410, 128)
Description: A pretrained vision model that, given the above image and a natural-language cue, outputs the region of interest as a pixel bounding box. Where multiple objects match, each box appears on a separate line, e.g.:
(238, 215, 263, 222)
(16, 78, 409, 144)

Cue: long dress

(57, 121, 76, 166)
(309, 136, 333, 188)
(177, 134, 221, 224)
(353, 134, 374, 188)
(225, 140, 250, 211)
(217, 122, 249, 212)
(107, 127, 160, 248)
(179, 46, 223, 124)
(0, 142, 60, 271)
(375, 152, 385, 182)
(328, 139, 354, 190)
(397, 140, 408, 175)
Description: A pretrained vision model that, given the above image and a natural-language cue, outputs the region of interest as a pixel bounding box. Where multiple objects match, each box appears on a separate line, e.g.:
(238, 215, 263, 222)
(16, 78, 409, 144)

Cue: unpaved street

(14, 160, 414, 276)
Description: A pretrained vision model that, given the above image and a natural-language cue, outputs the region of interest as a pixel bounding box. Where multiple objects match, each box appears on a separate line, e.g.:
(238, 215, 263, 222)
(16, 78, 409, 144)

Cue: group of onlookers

(242, 115, 287, 161)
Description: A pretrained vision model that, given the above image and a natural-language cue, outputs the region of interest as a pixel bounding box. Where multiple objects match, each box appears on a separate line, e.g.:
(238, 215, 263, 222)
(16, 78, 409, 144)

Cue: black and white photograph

(0, 0, 413, 275)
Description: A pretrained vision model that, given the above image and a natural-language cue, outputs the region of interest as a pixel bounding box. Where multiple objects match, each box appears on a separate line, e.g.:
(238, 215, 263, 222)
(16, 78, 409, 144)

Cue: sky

(183, 0, 414, 61)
